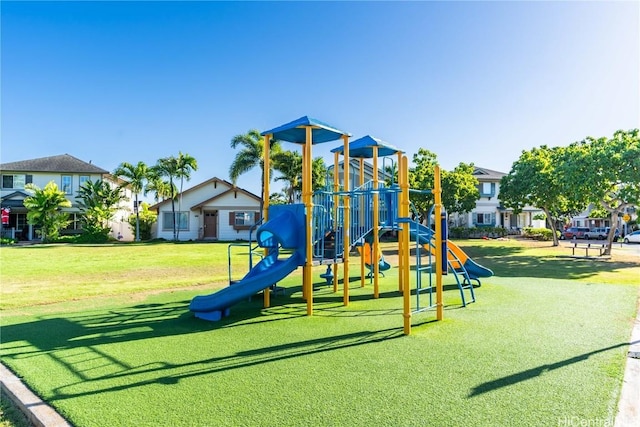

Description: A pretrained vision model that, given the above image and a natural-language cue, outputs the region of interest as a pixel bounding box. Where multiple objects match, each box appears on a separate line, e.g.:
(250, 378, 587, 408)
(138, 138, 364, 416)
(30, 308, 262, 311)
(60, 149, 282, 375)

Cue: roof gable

(0, 154, 109, 174)
(191, 187, 261, 210)
(2, 191, 29, 200)
(149, 177, 260, 210)
(473, 166, 506, 180)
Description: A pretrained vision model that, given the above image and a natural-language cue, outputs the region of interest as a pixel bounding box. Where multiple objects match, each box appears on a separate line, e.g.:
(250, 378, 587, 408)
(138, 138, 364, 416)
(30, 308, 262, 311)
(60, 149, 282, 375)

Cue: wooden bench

(571, 242, 609, 257)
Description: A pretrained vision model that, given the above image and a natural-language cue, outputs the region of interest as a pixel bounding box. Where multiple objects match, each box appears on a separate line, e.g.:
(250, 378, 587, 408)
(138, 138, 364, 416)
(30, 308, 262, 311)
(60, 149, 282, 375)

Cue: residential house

(569, 204, 635, 235)
(0, 154, 133, 241)
(450, 167, 545, 231)
(326, 158, 396, 190)
(149, 177, 261, 241)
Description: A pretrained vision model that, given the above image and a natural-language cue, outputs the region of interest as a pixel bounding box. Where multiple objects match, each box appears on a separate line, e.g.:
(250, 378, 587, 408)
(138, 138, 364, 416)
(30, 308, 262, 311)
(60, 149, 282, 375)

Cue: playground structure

(190, 116, 493, 334)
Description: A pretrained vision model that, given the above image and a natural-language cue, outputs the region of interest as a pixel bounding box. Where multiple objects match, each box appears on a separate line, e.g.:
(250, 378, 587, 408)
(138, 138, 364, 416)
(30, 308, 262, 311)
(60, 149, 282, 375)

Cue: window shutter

(472, 213, 478, 225)
(491, 183, 496, 195)
(26, 175, 33, 184)
(229, 212, 235, 225)
(491, 213, 496, 225)
(254, 212, 260, 223)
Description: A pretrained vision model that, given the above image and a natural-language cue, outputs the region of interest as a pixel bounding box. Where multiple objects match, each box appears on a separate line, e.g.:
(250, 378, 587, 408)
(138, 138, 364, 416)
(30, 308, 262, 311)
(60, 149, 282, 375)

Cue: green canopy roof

(261, 116, 350, 144)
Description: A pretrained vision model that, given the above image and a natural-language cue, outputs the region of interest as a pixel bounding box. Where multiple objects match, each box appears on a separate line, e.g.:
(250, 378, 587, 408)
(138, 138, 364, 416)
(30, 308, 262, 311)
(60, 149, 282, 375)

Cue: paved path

(615, 306, 640, 427)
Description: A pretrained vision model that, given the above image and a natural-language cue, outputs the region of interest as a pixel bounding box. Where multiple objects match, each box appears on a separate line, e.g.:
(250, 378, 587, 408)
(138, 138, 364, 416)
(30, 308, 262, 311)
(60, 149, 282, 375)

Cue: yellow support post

(397, 151, 404, 293)
(401, 155, 411, 335)
(342, 134, 350, 306)
(372, 146, 380, 299)
(434, 165, 443, 321)
(263, 133, 271, 309)
(333, 151, 340, 294)
(304, 127, 313, 316)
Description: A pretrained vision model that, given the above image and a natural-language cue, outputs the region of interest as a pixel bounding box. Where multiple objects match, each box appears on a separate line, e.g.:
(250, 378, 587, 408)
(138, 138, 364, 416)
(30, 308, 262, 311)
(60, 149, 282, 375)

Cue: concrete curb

(0, 363, 72, 427)
(614, 307, 640, 427)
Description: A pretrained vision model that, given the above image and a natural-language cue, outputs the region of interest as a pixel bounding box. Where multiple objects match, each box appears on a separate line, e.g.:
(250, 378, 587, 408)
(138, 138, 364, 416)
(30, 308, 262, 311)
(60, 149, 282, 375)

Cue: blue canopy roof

(331, 135, 403, 158)
(261, 116, 350, 144)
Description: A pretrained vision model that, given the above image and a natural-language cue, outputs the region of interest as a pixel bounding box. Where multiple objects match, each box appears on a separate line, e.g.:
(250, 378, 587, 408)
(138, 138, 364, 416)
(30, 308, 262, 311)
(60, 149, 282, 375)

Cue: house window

(474, 212, 496, 226)
(63, 213, 82, 233)
(79, 176, 90, 188)
(235, 212, 254, 226)
(162, 212, 189, 231)
(61, 175, 73, 195)
(229, 211, 259, 230)
(2, 174, 30, 189)
(479, 182, 495, 197)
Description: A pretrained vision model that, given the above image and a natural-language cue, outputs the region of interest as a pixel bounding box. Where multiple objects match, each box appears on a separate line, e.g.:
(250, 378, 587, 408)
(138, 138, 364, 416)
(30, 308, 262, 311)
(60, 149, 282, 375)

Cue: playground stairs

(447, 259, 476, 307)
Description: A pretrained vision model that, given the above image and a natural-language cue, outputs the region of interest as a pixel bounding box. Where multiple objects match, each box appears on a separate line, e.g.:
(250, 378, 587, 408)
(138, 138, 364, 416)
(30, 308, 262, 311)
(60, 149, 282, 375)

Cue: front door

(204, 211, 217, 239)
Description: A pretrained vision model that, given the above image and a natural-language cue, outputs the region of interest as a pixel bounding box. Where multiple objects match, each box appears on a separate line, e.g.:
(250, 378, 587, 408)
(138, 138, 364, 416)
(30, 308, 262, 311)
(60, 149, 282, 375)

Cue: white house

(0, 154, 133, 241)
(150, 177, 261, 241)
(450, 166, 545, 231)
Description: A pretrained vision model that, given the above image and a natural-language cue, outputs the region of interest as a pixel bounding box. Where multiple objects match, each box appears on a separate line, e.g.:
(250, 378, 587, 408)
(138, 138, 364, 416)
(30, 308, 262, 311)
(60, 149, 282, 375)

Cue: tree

(229, 129, 281, 212)
(499, 146, 583, 246)
(560, 129, 640, 253)
(77, 179, 128, 242)
(269, 192, 288, 206)
(408, 148, 438, 221)
(113, 161, 151, 241)
(127, 202, 157, 240)
(272, 150, 302, 203)
(408, 148, 479, 221)
(152, 156, 181, 240)
(146, 175, 175, 202)
(442, 163, 480, 215)
(174, 152, 198, 240)
(272, 151, 328, 203)
(311, 157, 328, 192)
(23, 181, 71, 242)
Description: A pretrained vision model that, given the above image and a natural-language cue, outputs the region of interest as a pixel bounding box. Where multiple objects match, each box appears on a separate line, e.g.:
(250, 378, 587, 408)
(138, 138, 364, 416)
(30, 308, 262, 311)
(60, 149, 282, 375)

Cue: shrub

(448, 226, 507, 239)
(522, 227, 558, 241)
(0, 237, 16, 245)
(128, 203, 157, 240)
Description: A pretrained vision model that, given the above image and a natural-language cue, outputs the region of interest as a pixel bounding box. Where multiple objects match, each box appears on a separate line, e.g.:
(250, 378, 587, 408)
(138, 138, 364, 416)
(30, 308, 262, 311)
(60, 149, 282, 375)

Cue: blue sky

(2, 1, 638, 197)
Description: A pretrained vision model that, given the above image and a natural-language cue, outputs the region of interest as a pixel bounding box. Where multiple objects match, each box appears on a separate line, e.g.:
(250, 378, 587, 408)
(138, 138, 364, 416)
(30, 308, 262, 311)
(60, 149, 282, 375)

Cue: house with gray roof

(0, 154, 133, 240)
(149, 177, 261, 241)
(449, 166, 544, 231)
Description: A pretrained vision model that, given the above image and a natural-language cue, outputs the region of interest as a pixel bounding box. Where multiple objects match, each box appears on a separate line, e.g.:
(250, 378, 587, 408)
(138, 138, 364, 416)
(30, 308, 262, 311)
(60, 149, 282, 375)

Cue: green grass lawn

(1, 239, 638, 426)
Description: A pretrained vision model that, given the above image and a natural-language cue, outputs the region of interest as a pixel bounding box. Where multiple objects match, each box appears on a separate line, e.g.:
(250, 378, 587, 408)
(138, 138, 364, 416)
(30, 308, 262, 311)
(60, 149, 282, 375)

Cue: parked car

(623, 230, 640, 244)
(560, 227, 590, 240)
(584, 227, 620, 241)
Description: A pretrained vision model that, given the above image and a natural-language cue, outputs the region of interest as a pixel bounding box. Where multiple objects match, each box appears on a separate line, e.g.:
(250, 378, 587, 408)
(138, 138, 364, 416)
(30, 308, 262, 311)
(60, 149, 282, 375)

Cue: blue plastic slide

(190, 207, 304, 321)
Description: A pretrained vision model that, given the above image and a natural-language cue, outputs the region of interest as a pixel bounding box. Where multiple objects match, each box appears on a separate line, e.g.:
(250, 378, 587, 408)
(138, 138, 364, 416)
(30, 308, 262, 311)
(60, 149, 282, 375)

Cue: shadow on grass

(484, 256, 639, 280)
(0, 302, 402, 401)
(1, 299, 406, 401)
(468, 340, 638, 397)
(453, 242, 638, 280)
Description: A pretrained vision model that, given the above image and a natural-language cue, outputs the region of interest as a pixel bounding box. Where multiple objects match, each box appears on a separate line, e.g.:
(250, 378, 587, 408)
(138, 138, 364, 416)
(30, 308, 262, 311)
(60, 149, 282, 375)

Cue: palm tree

(146, 175, 175, 203)
(272, 151, 327, 203)
(23, 181, 71, 242)
(229, 129, 281, 212)
(152, 156, 180, 240)
(174, 152, 198, 240)
(113, 161, 150, 241)
(272, 150, 302, 203)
